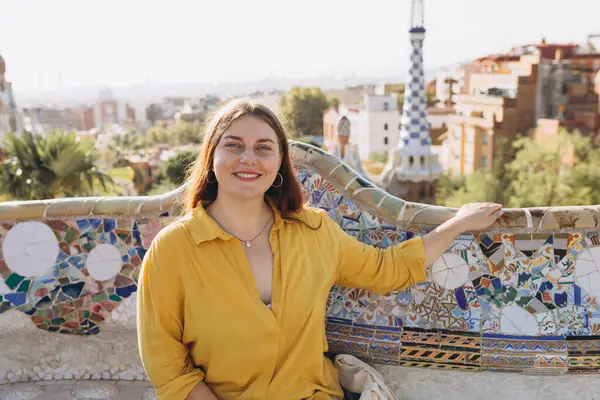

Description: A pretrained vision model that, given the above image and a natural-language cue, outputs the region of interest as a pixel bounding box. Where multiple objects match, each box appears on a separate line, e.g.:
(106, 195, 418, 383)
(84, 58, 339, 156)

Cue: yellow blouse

(137, 203, 426, 400)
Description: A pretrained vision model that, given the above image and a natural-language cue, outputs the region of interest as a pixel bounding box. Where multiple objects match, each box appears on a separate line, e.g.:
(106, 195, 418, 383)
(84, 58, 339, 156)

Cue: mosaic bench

(1, 141, 600, 399)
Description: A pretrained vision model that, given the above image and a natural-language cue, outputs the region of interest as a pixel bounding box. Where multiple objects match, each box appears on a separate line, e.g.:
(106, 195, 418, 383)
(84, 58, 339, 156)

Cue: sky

(1, 0, 599, 92)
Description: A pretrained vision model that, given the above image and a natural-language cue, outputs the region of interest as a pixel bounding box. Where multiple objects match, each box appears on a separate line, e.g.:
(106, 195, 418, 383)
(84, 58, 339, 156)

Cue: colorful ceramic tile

(566, 335, 600, 373)
(0, 216, 168, 335)
(554, 305, 589, 336)
(482, 333, 567, 373)
(477, 233, 505, 274)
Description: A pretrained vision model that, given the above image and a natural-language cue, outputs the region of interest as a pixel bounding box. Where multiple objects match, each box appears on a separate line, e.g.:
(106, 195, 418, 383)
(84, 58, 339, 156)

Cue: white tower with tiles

(380, 0, 441, 203)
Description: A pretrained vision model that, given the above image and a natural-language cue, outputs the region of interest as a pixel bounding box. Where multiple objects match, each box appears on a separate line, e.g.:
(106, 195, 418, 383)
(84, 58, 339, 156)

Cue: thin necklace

(207, 210, 272, 248)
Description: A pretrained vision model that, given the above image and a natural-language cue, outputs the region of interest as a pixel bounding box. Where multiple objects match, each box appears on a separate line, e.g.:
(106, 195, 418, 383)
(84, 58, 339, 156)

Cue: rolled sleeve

(324, 213, 426, 293)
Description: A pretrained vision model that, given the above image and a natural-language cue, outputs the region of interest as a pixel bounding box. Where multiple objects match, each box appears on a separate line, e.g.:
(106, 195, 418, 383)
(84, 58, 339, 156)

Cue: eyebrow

(222, 135, 276, 144)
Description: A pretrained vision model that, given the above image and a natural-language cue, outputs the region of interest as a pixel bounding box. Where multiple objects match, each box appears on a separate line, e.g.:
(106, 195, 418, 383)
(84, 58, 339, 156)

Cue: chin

(227, 186, 269, 200)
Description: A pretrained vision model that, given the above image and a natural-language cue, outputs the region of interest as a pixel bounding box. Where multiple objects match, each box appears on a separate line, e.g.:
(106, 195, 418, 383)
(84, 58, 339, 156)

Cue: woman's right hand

(186, 382, 219, 400)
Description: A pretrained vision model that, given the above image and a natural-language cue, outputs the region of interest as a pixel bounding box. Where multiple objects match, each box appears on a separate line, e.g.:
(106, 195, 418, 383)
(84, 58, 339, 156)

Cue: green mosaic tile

(0, 301, 11, 313)
(5, 273, 25, 290)
(516, 296, 533, 307)
(503, 286, 517, 303)
(82, 242, 95, 252)
(115, 230, 130, 242)
(92, 290, 109, 303)
(17, 303, 35, 314)
(16, 279, 31, 293)
(120, 265, 135, 277)
(65, 227, 80, 244)
(109, 294, 121, 302)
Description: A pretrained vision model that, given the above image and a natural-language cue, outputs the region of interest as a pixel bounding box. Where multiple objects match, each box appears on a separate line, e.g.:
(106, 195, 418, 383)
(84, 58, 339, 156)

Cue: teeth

(236, 173, 259, 178)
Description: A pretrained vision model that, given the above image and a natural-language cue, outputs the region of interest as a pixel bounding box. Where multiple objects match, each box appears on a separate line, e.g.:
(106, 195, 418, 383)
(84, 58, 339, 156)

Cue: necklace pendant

(245, 240, 252, 247)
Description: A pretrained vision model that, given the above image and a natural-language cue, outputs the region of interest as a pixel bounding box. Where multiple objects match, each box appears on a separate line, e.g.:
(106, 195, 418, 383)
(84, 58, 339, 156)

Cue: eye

(225, 142, 242, 149)
(257, 145, 272, 151)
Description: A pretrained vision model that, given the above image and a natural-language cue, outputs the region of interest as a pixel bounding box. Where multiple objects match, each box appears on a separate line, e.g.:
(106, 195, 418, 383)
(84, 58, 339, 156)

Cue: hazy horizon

(2, 0, 599, 98)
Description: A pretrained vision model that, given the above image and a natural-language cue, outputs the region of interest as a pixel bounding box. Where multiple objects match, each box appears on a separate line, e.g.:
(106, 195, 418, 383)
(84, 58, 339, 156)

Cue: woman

(137, 99, 503, 400)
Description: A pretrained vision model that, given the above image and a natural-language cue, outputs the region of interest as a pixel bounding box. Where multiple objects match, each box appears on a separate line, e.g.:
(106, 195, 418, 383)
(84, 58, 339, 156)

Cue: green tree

(507, 133, 573, 207)
(163, 149, 199, 186)
(145, 122, 204, 146)
(102, 130, 145, 168)
(0, 130, 114, 200)
(508, 130, 600, 207)
(279, 87, 333, 137)
(328, 96, 340, 109)
(168, 121, 204, 145)
(438, 171, 501, 208)
(146, 126, 170, 144)
(437, 130, 600, 208)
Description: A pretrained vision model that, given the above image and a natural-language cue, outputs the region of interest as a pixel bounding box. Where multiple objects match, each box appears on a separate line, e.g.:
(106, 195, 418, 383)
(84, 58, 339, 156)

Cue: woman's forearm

(422, 217, 464, 269)
(186, 382, 218, 400)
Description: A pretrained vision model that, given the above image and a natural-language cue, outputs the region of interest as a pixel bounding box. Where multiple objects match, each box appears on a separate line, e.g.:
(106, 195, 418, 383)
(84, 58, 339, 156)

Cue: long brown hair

(182, 99, 305, 219)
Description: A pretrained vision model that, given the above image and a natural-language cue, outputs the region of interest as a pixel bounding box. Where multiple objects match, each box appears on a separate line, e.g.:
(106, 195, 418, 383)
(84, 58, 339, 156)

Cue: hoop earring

(272, 173, 283, 188)
(207, 171, 217, 184)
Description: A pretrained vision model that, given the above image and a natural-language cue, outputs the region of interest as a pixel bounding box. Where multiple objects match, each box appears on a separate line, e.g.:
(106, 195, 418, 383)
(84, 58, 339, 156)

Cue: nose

(241, 148, 257, 164)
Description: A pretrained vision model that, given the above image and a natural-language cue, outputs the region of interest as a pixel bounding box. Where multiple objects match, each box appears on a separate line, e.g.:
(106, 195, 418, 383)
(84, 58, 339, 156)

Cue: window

(384, 137, 389, 145)
(384, 123, 388, 130)
(482, 133, 489, 144)
(482, 156, 488, 167)
(420, 156, 425, 166)
(409, 156, 415, 166)
(383, 102, 389, 111)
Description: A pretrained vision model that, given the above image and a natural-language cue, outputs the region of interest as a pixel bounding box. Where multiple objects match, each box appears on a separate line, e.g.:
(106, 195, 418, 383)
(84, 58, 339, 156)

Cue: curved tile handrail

(1, 141, 599, 232)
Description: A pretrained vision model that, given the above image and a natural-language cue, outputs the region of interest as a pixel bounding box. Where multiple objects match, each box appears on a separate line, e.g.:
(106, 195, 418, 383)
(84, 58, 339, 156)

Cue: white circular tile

(575, 247, 600, 296)
(431, 253, 469, 289)
(2, 222, 59, 277)
(500, 305, 539, 335)
(0, 278, 11, 294)
(86, 244, 123, 281)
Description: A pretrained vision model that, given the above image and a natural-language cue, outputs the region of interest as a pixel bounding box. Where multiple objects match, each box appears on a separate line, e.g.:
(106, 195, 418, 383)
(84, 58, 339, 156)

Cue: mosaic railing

(1, 141, 600, 390)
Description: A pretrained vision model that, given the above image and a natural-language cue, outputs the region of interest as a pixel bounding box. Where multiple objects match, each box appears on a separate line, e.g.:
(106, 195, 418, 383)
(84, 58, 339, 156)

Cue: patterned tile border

(326, 318, 600, 374)
(326, 319, 600, 374)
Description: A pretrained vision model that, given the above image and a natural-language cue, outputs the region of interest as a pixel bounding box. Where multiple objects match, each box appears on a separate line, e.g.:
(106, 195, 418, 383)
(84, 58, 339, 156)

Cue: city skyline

(2, 0, 599, 94)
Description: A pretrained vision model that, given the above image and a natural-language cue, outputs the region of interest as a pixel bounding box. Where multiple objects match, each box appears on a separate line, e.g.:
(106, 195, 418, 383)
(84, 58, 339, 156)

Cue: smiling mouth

(233, 172, 262, 180)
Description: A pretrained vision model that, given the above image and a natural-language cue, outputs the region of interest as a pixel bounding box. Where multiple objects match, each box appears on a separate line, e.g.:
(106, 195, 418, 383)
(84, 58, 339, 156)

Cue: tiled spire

(381, 0, 441, 184)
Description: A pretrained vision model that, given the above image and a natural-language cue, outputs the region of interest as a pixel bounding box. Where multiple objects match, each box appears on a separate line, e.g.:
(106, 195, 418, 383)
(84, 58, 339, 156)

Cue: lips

(233, 172, 262, 181)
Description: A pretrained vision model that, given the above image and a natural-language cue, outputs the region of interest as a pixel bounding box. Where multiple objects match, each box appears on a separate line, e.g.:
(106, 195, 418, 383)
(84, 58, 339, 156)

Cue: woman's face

(212, 115, 282, 201)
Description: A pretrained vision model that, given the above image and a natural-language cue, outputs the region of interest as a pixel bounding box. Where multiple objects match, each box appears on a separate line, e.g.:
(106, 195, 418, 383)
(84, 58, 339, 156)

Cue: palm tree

(0, 130, 114, 200)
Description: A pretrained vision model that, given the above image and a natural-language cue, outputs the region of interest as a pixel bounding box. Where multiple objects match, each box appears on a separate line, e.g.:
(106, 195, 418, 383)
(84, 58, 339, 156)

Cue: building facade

(444, 38, 600, 176)
(324, 93, 401, 161)
(93, 89, 136, 130)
